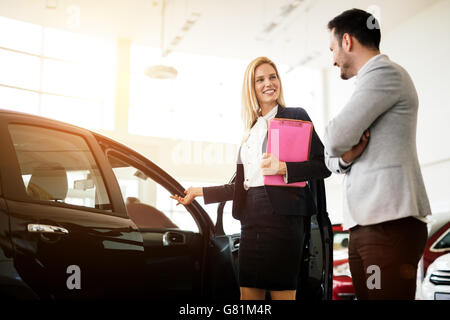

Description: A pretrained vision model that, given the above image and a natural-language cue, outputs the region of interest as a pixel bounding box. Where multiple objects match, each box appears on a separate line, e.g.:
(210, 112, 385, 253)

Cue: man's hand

(261, 153, 287, 176)
(341, 129, 370, 164)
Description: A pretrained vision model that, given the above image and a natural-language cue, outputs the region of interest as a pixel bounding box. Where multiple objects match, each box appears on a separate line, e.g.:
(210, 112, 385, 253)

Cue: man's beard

(340, 61, 353, 80)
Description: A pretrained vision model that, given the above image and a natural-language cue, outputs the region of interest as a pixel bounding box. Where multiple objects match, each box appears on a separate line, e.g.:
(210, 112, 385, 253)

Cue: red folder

(264, 118, 313, 187)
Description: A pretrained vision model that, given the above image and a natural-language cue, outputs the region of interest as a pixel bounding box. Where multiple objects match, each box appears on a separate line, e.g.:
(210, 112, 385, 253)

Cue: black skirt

(238, 186, 309, 291)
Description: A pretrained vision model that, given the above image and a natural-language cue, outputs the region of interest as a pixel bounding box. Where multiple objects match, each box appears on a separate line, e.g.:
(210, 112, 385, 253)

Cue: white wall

(323, 0, 450, 223)
(383, 0, 450, 215)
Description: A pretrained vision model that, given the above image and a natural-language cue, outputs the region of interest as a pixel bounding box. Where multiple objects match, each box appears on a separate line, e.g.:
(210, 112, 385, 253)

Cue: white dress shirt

(241, 105, 278, 190)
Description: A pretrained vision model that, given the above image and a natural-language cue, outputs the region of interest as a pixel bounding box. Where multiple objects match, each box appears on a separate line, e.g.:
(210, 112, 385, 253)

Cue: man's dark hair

(328, 8, 381, 50)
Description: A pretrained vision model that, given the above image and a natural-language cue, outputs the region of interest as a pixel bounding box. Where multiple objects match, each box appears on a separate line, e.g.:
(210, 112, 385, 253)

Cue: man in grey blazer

(324, 9, 431, 300)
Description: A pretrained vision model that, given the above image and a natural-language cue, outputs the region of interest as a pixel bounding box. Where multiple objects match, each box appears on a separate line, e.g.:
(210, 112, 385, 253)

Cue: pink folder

(264, 118, 313, 187)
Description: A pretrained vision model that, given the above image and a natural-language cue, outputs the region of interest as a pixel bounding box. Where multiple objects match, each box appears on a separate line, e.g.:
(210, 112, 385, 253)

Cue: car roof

(0, 108, 94, 132)
(0, 108, 164, 172)
(1, 108, 125, 149)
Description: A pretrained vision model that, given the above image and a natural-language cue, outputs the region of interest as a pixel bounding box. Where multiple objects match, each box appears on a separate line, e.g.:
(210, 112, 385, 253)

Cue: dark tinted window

(8, 124, 112, 211)
(434, 229, 450, 250)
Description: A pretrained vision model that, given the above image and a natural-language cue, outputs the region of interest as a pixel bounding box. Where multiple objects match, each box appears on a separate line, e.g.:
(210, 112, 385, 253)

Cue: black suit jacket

(203, 106, 331, 220)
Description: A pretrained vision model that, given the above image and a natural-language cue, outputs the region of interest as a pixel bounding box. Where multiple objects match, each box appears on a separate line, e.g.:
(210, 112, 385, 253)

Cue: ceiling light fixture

(257, 0, 311, 41)
(145, 0, 178, 80)
(163, 11, 201, 57)
(46, 0, 58, 9)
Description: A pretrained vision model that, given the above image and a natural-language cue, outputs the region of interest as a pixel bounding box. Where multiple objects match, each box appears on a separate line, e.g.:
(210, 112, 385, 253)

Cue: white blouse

(240, 105, 278, 190)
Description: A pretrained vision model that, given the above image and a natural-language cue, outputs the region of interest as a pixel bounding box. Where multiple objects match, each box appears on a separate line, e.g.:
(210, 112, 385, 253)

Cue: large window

(129, 46, 246, 144)
(128, 44, 324, 144)
(0, 16, 116, 131)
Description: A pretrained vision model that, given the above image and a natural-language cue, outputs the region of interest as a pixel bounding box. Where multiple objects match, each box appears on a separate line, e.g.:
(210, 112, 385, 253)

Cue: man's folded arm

(324, 151, 352, 174)
(324, 65, 401, 156)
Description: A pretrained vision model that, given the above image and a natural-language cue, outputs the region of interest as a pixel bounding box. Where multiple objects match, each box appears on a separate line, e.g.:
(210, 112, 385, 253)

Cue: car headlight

(334, 261, 352, 277)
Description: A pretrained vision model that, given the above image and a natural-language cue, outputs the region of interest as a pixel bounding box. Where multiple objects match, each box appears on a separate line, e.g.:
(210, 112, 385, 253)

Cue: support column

(114, 38, 131, 134)
(321, 67, 330, 129)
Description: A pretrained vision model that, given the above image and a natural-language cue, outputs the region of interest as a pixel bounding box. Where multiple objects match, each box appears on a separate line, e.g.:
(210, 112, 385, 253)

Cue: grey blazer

(324, 54, 431, 227)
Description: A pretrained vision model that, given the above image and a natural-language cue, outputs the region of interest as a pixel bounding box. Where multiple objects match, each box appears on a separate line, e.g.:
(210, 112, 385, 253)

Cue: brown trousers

(348, 217, 427, 300)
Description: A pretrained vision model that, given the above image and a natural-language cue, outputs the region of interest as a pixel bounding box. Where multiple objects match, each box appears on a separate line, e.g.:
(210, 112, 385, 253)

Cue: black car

(0, 109, 333, 300)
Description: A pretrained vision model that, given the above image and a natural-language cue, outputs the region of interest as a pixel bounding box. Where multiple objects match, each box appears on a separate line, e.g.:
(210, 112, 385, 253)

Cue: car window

(107, 154, 199, 233)
(8, 124, 112, 211)
(433, 229, 450, 251)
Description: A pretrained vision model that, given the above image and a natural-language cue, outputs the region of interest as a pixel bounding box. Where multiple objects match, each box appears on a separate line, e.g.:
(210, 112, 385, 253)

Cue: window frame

(430, 227, 450, 253)
(104, 148, 205, 235)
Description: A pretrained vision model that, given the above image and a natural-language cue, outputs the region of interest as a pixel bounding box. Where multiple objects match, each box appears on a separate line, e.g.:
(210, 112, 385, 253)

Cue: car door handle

(162, 231, 185, 246)
(27, 224, 69, 235)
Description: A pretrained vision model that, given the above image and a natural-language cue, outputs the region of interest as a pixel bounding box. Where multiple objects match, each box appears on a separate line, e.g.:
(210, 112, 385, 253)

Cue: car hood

(430, 253, 450, 270)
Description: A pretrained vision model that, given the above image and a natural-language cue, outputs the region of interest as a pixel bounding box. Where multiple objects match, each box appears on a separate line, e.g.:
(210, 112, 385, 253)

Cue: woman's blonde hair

(241, 56, 286, 132)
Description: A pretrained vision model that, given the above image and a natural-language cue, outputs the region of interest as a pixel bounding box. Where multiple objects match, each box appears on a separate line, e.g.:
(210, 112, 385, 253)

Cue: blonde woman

(171, 57, 331, 300)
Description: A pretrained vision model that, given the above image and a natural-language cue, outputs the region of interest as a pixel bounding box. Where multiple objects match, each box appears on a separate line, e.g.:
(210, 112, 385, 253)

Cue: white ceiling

(0, 0, 439, 68)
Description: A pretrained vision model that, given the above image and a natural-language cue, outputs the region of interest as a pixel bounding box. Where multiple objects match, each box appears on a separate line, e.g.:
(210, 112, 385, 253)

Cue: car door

(298, 179, 333, 300)
(203, 175, 241, 300)
(0, 114, 145, 299)
(96, 136, 219, 299)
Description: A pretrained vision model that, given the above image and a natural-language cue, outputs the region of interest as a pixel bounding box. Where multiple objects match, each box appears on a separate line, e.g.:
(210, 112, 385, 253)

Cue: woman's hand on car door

(170, 187, 203, 206)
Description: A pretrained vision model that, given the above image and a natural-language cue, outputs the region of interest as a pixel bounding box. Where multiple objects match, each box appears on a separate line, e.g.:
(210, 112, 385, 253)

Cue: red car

(332, 224, 354, 300)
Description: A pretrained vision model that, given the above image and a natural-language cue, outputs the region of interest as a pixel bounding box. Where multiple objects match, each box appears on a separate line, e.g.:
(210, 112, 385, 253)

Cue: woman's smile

(263, 88, 275, 95)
